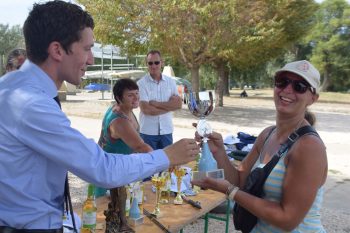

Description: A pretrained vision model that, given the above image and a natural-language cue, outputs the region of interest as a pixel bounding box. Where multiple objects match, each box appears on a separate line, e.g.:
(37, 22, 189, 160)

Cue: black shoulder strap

(276, 125, 319, 158)
(262, 125, 319, 178)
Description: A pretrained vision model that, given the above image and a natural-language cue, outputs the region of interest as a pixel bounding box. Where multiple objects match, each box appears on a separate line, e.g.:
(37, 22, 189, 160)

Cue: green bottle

(81, 184, 97, 233)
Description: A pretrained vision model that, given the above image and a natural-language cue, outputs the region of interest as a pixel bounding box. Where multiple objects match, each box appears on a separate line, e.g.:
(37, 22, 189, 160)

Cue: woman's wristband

(226, 184, 239, 200)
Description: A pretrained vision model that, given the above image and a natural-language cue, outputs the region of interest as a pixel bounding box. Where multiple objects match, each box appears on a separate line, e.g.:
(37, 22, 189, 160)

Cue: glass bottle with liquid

(134, 181, 144, 212)
(81, 184, 97, 233)
(192, 153, 201, 193)
(125, 185, 131, 217)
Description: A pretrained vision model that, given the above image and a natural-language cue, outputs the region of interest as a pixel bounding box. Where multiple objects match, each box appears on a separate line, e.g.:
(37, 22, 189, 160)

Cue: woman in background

(5, 48, 26, 73)
(98, 78, 152, 233)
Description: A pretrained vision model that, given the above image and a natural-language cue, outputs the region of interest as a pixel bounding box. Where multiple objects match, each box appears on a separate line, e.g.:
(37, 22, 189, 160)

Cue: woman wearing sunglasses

(192, 60, 327, 232)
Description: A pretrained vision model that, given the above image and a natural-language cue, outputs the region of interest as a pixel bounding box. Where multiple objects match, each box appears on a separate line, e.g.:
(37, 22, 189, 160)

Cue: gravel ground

(64, 91, 350, 233)
(69, 173, 350, 233)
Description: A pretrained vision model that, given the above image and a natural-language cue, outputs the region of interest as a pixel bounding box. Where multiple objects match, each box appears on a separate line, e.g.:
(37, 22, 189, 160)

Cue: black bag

(233, 126, 319, 233)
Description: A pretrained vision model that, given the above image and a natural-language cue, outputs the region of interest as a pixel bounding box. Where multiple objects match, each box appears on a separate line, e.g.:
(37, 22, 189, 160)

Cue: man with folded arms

(137, 50, 182, 150)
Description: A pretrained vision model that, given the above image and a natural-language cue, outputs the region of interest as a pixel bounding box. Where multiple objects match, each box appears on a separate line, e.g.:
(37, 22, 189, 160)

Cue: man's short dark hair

(146, 50, 161, 58)
(23, 0, 94, 64)
(113, 78, 139, 104)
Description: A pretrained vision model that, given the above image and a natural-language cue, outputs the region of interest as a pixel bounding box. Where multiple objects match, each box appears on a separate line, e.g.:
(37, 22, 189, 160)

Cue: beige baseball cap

(275, 60, 320, 93)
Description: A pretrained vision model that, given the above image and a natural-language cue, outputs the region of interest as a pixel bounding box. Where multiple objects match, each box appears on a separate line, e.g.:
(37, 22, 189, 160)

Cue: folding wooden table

(76, 182, 230, 233)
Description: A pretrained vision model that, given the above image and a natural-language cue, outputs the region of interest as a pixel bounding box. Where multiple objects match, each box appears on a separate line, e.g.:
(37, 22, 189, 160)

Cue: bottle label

(82, 212, 97, 227)
(126, 198, 131, 210)
(125, 197, 131, 217)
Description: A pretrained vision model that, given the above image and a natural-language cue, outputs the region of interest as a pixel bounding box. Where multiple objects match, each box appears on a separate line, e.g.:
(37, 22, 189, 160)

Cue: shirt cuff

(152, 149, 170, 170)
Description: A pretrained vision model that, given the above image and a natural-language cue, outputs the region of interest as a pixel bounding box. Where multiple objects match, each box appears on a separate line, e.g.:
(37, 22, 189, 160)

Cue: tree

(0, 24, 24, 74)
(307, 0, 350, 91)
(79, 0, 317, 105)
(209, 0, 318, 105)
(79, 0, 239, 93)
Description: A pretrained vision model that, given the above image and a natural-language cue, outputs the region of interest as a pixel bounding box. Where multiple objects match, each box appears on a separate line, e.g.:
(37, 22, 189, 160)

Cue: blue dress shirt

(0, 60, 169, 229)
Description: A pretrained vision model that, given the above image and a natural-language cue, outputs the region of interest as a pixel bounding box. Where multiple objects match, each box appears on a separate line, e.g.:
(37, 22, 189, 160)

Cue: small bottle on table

(81, 184, 97, 233)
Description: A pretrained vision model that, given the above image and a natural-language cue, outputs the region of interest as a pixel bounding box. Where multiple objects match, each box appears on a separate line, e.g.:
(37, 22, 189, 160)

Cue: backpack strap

(261, 125, 319, 179)
(276, 125, 319, 158)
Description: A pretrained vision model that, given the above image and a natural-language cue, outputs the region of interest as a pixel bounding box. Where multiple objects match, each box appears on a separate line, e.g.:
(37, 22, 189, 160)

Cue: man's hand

(163, 138, 200, 166)
(169, 95, 182, 107)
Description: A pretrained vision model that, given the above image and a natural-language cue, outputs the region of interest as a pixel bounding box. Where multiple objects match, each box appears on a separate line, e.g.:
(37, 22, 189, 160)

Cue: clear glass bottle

(81, 184, 97, 233)
(193, 153, 201, 193)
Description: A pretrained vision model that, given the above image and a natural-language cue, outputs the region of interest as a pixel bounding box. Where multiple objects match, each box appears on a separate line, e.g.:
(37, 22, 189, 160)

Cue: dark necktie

(53, 96, 77, 232)
(53, 95, 61, 108)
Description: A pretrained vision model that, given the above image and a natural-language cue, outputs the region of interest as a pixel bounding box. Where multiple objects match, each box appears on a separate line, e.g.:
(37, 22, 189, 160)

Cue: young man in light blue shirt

(0, 1, 199, 231)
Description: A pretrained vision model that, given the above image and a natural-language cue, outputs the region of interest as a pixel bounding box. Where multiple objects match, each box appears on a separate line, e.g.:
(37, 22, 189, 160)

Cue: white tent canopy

(83, 70, 146, 81)
(109, 70, 146, 80)
(92, 43, 126, 59)
(162, 65, 175, 77)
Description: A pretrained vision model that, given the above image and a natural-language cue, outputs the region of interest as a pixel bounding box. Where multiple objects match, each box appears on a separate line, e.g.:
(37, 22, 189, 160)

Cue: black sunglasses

(274, 76, 315, 94)
(147, 61, 160, 66)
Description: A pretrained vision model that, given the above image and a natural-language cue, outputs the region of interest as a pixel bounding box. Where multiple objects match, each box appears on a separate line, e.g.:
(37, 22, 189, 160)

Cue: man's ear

(47, 41, 64, 62)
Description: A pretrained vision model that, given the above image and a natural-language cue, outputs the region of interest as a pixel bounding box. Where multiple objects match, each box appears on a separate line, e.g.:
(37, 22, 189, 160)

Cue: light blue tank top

(251, 130, 325, 233)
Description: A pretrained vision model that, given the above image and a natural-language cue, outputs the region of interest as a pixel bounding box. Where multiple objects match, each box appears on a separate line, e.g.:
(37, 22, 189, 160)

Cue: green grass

(229, 88, 350, 104)
(318, 92, 350, 104)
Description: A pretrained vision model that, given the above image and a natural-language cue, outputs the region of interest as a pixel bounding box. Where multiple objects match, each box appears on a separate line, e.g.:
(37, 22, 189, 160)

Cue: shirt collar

(146, 73, 164, 83)
(20, 60, 58, 99)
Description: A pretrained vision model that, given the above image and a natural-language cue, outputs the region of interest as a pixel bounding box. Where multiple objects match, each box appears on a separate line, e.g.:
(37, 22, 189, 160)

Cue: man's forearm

(150, 98, 181, 111)
(140, 103, 169, 115)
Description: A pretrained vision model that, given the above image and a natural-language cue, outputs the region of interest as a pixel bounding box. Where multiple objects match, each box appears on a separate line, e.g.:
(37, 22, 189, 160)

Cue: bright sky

(0, 0, 348, 27)
(0, 0, 74, 27)
(0, 0, 40, 27)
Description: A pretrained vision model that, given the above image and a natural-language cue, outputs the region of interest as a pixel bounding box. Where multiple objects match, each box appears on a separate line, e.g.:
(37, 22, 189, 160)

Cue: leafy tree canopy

(307, 0, 350, 91)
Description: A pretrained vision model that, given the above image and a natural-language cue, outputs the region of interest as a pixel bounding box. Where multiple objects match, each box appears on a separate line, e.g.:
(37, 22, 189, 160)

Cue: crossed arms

(139, 95, 182, 116)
